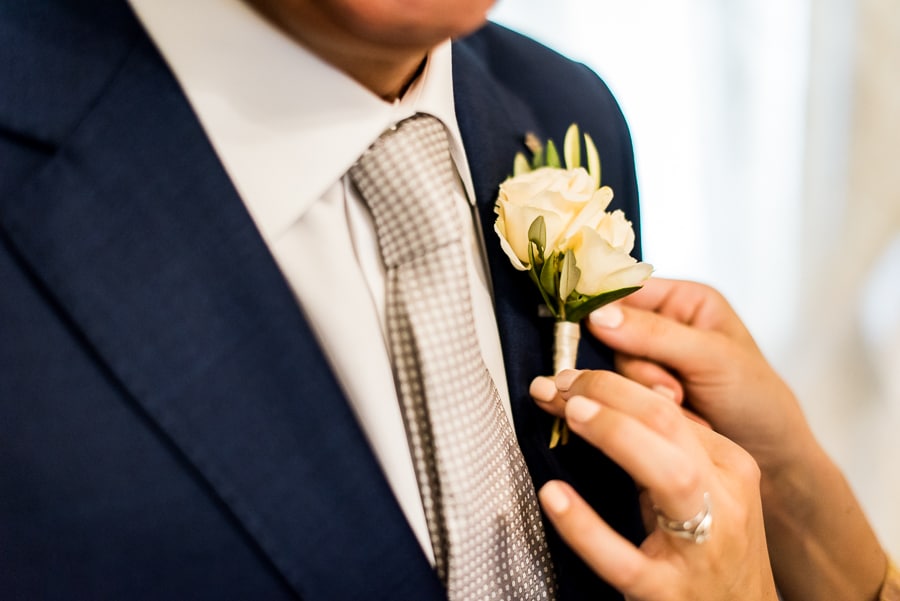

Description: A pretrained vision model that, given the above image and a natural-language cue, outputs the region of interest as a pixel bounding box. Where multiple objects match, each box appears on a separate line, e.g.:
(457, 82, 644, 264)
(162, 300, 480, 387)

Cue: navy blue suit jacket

(1, 2, 645, 599)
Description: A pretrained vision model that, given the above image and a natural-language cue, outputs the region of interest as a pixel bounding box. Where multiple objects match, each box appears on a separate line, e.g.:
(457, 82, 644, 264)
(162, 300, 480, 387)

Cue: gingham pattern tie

(349, 114, 556, 601)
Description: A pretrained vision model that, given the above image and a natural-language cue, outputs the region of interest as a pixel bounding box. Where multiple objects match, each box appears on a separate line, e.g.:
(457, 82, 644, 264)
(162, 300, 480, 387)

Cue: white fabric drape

(491, 0, 900, 557)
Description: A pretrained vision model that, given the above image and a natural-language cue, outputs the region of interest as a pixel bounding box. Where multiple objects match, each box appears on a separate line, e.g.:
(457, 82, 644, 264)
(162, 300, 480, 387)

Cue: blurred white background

(491, 0, 900, 557)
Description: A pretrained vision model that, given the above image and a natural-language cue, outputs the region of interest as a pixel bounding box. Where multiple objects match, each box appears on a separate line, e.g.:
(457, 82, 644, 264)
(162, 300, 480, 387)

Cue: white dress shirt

(128, 0, 513, 561)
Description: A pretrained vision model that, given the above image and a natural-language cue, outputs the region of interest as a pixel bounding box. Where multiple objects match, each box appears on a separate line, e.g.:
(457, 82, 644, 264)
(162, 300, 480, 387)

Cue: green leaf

(527, 231, 559, 319)
(584, 132, 602, 188)
(563, 123, 581, 170)
(529, 265, 556, 318)
(528, 215, 547, 251)
(545, 139, 561, 168)
(528, 241, 541, 273)
(513, 152, 531, 176)
(530, 261, 559, 320)
(536, 281, 559, 319)
(527, 234, 542, 275)
(564, 286, 643, 323)
(558, 249, 581, 302)
(539, 253, 559, 297)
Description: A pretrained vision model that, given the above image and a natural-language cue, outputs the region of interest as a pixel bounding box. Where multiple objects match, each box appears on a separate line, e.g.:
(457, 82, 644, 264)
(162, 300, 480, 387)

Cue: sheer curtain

(490, 0, 899, 557)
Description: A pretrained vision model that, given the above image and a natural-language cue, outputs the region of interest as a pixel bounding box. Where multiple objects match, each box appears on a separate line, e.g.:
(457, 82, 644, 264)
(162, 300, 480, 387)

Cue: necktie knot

(349, 114, 462, 268)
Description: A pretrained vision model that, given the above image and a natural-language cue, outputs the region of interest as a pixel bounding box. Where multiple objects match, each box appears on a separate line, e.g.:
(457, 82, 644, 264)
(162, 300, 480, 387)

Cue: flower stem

(550, 321, 580, 448)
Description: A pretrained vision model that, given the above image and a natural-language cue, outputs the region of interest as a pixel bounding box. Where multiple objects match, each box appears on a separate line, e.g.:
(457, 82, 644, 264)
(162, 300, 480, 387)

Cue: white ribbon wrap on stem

(550, 321, 581, 447)
(553, 321, 581, 374)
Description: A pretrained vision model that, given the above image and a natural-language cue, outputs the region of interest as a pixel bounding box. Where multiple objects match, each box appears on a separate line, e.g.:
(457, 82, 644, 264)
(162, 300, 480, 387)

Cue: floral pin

(494, 124, 653, 447)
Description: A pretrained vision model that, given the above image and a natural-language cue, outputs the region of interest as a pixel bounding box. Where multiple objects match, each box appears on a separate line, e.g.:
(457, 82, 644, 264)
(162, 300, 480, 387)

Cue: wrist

(760, 443, 886, 601)
(754, 415, 822, 495)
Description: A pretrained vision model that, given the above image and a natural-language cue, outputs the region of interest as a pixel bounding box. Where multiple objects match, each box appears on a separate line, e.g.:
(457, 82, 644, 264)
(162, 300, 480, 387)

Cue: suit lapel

(0, 8, 442, 600)
(454, 28, 647, 600)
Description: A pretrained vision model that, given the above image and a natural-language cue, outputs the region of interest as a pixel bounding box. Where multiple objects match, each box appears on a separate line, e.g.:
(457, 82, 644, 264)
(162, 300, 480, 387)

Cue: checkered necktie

(349, 114, 556, 600)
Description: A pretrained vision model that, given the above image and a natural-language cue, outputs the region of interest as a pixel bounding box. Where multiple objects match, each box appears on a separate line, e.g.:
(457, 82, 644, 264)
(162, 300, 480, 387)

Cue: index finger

(539, 481, 673, 598)
(585, 302, 734, 380)
(619, 278, 752, 342)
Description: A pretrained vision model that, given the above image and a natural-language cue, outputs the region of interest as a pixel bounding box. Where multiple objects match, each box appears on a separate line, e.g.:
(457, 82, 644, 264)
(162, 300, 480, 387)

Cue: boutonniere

(494, 124, 653, 447)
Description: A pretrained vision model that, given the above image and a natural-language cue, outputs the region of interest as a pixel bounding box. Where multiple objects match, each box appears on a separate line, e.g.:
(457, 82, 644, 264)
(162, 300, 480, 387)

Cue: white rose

(570, 213, 653, 296)
(495, 167, 614, 269)
(596, 209, 636, 254)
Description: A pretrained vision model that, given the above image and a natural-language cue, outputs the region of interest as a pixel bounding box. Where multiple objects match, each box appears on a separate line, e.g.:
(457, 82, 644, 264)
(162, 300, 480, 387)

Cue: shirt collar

(128, 0, 473, 242)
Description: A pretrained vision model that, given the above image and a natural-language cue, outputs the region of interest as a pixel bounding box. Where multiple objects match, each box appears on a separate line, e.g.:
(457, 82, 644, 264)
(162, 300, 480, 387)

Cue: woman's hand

(577, 278, 887, 601)
(530, 370, 778, 601)
(583, 277, 813, 475)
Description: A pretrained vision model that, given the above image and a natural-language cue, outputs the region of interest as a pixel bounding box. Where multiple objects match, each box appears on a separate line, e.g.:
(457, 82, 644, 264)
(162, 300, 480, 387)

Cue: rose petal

(572, 227, 652, 295)
(497, 202, 565, 266)
(495, 220, 530, 270)
(557, 187, 616, 246)
(596, 209, 636, 253)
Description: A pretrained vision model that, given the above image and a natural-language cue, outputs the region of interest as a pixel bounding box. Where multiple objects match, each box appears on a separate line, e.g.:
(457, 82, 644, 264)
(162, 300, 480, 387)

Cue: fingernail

(529, 376, 557, 403)
(539, 481, 571, 514)
(589, 305, 624, 329)
(555, 369, 580, 392)
(652, 385, 677, 400)
(566, 395, 601, 423)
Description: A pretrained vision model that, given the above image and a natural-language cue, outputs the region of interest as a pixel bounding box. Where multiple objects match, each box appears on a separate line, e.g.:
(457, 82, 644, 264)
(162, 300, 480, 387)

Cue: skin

(242, 0, 495, 99)
(531, 371, 778, 600)
(532, 277, 887, 600)
(232, 4, 869, 596)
